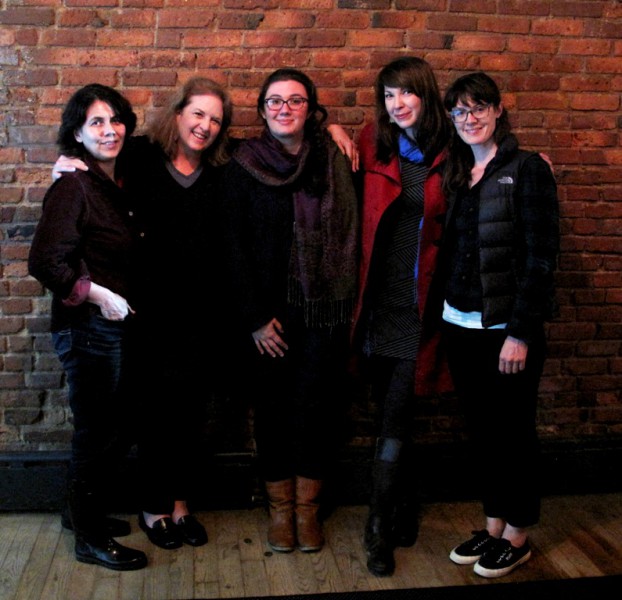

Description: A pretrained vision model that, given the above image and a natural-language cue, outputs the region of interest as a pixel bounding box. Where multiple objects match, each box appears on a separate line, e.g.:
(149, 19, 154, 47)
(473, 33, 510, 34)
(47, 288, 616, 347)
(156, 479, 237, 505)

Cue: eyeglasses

(264, 97, 308, 111)
(450, 104, 492, 123)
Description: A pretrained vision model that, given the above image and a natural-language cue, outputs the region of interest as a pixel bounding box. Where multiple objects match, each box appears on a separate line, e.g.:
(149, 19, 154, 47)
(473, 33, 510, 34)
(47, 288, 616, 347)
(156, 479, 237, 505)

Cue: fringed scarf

(233, 129, 358, 328)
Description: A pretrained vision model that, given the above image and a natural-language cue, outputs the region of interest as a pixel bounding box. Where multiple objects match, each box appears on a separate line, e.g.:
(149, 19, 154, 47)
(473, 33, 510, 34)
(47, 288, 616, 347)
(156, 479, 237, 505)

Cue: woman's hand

(87, 282, 134, 321)
(52, 155, 89, 182)
(539, 152, 554, 174)
(252, 318, 289, 358)
(498, 336, 528, 374)
(327, 124, 359, 172)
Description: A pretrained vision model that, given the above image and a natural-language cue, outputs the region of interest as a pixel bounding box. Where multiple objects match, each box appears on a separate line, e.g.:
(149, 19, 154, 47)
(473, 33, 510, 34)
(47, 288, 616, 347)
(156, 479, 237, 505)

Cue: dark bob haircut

(57, 84, 137, 157)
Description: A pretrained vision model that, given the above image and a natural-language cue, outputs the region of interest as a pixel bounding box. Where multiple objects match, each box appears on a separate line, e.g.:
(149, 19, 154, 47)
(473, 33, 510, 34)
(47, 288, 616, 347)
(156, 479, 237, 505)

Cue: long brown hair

(148, 77, 233, 166)
(374, 56, 451, 165)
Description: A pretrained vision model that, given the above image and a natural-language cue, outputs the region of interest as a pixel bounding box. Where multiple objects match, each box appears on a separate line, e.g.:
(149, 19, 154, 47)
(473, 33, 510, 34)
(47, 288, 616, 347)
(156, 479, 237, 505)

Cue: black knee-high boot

(364, 437, 402, 577)
(393, 442, 420, 548)
(69, 479, 147, 571)
(61, 476, 131, 538)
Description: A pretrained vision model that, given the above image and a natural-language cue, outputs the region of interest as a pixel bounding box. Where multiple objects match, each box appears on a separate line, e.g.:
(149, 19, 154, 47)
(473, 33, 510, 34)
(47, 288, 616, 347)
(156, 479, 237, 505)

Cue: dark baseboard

(1, 438, 621, 512)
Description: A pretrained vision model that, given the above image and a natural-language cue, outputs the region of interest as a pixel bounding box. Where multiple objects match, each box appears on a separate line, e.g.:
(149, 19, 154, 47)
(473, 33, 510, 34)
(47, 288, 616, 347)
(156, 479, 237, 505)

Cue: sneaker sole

(473, 549, 532, 578)
(267, 543, 295, 553)
(449, 548, 481, 565)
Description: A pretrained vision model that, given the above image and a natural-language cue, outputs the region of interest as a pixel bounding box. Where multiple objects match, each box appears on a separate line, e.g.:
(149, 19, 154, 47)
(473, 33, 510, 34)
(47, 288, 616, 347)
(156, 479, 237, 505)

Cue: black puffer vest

(476, 141, 537, 327)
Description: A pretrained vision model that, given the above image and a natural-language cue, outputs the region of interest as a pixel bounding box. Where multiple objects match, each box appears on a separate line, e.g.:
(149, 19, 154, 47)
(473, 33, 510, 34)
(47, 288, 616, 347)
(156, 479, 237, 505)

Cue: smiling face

(74, 100, 126, 167)
(383, 86, 422, 137)
(260, 79, 309, 152)
(175, 93, 224, 158)
(452, 98, 503, 149)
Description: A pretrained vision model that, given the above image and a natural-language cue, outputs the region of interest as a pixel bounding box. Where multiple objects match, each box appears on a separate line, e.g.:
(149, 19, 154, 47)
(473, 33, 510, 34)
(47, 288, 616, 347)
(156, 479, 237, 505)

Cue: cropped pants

(443, 321, 546, 528)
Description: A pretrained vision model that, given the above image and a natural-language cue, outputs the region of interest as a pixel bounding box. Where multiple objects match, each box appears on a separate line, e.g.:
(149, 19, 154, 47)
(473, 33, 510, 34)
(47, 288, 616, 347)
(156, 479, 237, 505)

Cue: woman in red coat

(352, 56, 452, 577)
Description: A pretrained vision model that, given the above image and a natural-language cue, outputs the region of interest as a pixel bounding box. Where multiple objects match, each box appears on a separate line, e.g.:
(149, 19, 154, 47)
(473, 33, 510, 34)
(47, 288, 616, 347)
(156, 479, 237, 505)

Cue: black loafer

(139, 513, 183, 550)
(176, 515, 208, 547)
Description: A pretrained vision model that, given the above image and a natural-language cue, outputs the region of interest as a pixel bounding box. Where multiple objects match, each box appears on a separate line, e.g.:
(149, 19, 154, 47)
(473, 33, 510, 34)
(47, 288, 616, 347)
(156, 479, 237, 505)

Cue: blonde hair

(147, 77, 233, 166)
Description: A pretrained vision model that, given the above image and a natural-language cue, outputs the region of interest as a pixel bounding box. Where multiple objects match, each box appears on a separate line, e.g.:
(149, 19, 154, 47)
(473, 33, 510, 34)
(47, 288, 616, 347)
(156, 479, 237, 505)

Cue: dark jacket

(116, 136, 225, 358)
(443, 134, 559, 343)
(28, 155, 137, 332)
(218, 156, 295, 334)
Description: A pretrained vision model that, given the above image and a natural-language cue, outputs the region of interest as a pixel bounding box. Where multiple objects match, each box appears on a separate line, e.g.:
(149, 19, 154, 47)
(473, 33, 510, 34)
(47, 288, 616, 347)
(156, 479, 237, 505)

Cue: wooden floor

(1, 492, 621, 600)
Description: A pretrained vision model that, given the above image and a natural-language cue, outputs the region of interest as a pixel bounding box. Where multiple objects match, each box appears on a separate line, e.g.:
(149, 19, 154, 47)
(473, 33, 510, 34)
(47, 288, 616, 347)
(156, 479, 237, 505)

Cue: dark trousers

(53, 314, 136, 488)
(443, 321, 545, 528)
(368, 356, 416, 441)
(135, 334, 209, 515)
(252, 311, 350, 483)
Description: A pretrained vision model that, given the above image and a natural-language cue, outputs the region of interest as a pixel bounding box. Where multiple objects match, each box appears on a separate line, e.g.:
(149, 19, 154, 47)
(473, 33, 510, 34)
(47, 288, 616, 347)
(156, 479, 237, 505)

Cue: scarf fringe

(288, 276, 355, 328)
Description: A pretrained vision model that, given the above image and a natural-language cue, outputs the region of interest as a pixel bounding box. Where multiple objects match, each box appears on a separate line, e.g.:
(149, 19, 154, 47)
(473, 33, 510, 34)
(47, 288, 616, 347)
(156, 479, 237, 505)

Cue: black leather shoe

(176, 515, 208, 547)
(75, 536, 147, 571)
(61, 507, 131, 537)
(139, 513, 183, 550)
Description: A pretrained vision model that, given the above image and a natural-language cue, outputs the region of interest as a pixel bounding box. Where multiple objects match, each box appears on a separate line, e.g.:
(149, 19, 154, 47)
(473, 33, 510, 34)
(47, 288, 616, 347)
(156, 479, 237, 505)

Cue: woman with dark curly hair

(219, 68, 359, 554)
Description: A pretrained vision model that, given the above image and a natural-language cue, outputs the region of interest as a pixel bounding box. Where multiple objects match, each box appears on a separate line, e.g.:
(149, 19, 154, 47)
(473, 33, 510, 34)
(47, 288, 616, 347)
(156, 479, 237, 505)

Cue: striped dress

(363, 158, 427, 360)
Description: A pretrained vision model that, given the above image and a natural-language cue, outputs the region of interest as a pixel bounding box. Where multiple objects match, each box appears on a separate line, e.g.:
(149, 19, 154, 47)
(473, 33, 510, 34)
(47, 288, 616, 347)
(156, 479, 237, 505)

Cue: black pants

(443, 322, 545, 528)
(252, 310, 350, 482)
(135, 333, 210, 515)
(368, 356, 416, 442)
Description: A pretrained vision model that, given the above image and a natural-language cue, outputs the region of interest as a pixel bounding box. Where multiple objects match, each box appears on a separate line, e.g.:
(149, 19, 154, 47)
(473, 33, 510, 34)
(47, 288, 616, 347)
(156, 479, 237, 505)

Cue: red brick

(263, 12, 316, 29)
(478, 16, 531, 34)
(396, 0, 448, 10)
(370, 11, 424, 29)
(0, 8, 54, 26)
(299, 31, 347, 48)
(219, 13, 265, 30)
(159, 9, 216, 28)
(452, 34, 505, 52)
(531, 19, 584, 36)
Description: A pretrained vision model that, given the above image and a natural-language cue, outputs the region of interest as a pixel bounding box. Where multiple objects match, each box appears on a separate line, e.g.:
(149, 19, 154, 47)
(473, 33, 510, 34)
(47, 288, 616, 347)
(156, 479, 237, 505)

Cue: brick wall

(1, 0, 621, 455)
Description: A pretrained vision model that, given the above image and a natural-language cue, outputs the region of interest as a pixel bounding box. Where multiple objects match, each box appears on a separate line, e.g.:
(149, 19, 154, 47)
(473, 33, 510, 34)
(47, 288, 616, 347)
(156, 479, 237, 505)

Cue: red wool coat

(352, 123, 452, 396)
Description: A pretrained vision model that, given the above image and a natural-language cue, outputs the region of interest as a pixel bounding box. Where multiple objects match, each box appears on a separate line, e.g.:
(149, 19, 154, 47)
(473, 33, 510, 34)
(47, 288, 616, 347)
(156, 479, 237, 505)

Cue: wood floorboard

(1, 492, 621, 600)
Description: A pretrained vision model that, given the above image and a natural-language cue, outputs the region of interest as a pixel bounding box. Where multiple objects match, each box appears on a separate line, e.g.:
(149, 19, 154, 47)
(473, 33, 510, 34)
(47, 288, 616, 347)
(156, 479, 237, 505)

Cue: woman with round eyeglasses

(219, 68, 359, 554)
(441, 72, 559, 578)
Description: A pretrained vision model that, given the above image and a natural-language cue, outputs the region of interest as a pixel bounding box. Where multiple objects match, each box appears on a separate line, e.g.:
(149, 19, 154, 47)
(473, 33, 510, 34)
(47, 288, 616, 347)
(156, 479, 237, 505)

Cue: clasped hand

(252, 318, 289, 358)
(88, 282, 134, 321)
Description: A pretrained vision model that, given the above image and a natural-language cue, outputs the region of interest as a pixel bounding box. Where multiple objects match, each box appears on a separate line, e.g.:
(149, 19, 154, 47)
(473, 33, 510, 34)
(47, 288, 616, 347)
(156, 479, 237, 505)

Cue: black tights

(369, 356, 416, 443)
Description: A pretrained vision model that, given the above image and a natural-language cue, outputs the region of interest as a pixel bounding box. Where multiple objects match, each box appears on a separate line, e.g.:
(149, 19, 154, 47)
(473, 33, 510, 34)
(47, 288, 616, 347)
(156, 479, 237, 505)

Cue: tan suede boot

(265, 479, 295, 552)
(295, 476, 324, 552)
